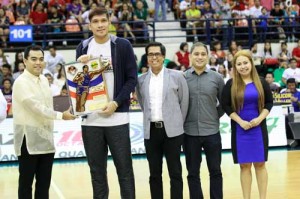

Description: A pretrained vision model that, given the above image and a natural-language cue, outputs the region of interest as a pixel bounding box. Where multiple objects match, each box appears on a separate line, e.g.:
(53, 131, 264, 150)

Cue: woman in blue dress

(221, 50, 273, 199)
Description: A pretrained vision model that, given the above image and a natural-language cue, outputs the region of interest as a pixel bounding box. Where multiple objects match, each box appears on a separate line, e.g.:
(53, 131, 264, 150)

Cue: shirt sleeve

(282, 70, 288, 79)
(14, 80, 63, 120)
(221, 78, 234, 116)
(113, 41, 138, 107)
(136, 78, 144, 111)
(261, 78, 273, 111)
(0, 90, 7, 123)
(177, 72, 189, 122)
(217, 75, 225, 118)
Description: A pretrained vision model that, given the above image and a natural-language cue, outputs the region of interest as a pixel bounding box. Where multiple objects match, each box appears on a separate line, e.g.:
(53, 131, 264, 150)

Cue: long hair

(231, 50, 265, 113)
(57, 64, 64, 79)
(14, 51, 23, 73)
(229, 41, 238, 54)
(263, 41, 272, 56)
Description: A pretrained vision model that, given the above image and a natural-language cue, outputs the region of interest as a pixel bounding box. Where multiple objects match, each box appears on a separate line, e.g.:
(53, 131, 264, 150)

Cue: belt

(151, 121, 164, 128)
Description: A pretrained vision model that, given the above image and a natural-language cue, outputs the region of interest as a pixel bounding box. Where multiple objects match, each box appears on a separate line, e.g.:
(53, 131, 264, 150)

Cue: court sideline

(0, 149, 299, 198)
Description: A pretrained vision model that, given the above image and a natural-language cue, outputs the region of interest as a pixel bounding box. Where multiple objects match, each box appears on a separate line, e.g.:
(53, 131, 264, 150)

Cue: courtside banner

(0, 106, 287, 162)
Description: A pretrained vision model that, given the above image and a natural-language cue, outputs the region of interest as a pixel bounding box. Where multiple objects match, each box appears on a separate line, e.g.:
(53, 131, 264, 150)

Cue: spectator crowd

(176, 0, 299, 45)
(0, 0, 298, 47)
(0, 0, 153, 46)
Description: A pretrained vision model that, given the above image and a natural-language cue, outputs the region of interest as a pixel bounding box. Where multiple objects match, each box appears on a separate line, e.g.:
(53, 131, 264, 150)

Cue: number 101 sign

(9, 26, 33, 42)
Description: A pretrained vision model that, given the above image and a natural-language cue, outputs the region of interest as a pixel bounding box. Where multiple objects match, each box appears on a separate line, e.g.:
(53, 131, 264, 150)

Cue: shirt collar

(190, 66, 210, 75)
(150, 67, 164, 78)
(23, 69, 41, 84)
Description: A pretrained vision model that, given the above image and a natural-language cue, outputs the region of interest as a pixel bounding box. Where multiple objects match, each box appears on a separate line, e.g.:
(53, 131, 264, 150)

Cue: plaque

(64, 57, 110, 115)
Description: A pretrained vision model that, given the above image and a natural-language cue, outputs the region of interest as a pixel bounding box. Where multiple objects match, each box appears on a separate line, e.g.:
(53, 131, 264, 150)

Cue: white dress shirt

(0, 90, 7, 123)
(12, 70, 63, 156)
(149, 68, 164, 122)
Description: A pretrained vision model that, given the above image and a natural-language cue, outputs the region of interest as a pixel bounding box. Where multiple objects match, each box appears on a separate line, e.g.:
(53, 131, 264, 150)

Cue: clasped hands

(239, 117, 262, 131)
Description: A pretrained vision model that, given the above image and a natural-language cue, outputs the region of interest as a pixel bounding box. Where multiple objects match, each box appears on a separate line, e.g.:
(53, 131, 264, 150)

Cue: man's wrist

(57, 112, 63, 120)
(112, 101, 119, 108)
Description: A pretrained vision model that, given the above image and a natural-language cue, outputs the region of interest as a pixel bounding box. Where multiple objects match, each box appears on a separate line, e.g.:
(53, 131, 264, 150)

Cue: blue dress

(222, 78, 273, 164)
(236, 83, 265, 163)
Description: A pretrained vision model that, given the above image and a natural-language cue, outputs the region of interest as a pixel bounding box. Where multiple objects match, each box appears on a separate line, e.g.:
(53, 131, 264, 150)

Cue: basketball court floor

(0, 149, 299, 199)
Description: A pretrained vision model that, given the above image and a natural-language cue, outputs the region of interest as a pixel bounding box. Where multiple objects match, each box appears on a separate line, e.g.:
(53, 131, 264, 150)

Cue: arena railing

(3, 16, 300, 51)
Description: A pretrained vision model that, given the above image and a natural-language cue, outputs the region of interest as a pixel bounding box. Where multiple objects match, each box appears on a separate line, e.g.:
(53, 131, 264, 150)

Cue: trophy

(64, 56, 111, 115)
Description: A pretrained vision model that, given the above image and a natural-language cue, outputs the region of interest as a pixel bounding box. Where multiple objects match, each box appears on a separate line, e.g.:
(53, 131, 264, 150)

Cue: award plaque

(64, 57, 110, 115)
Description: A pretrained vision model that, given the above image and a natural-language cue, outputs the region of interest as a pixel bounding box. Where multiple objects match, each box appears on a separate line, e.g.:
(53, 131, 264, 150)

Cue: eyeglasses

(147, 53, 162, 58)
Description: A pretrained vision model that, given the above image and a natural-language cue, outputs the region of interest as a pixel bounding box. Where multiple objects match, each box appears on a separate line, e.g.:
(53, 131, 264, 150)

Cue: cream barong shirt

(12, 70, 63, 156)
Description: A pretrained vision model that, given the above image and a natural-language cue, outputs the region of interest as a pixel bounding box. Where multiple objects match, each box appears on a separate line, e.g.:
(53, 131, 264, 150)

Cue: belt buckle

(155, 122, 163, 128)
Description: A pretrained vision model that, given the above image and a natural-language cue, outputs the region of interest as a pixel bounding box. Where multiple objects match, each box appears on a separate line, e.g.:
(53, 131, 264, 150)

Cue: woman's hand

(239, 120, 252, 131)
(250, 117, 262, 128)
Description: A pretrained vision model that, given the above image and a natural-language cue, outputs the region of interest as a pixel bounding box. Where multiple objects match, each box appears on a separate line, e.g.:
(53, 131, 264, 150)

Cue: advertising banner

(0, 106, 287, 162)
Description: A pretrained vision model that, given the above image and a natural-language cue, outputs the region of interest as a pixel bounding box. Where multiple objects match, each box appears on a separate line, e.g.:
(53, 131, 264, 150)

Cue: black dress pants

(82, 124, 135, 199)
(18, 138, 55, 199)
(183, 133, 223, 199)
(144, 122, 183, 199)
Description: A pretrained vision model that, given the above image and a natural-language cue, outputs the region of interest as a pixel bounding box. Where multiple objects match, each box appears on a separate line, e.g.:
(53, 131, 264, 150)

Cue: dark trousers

(144, 123, 183, 199)
(183, 133, 223, 199)
(18, 138, 55, 199)
(82, 124, 135, 199)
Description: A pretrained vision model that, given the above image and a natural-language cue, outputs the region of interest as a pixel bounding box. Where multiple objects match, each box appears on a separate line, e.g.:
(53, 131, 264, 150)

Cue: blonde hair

(231, 50, 265, 113)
